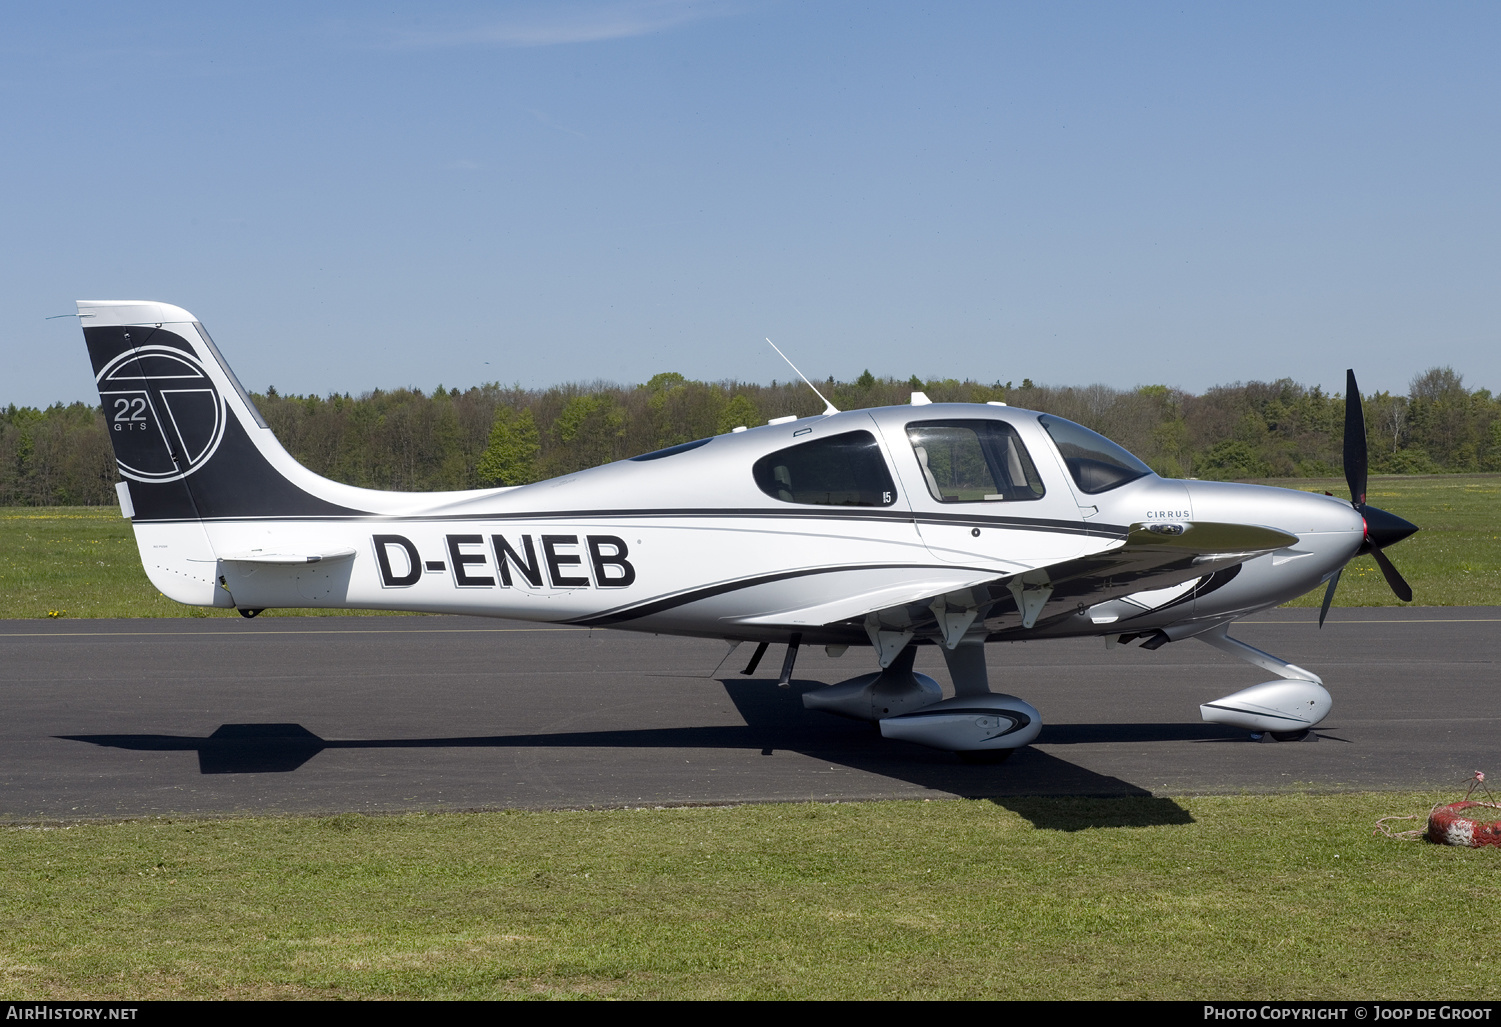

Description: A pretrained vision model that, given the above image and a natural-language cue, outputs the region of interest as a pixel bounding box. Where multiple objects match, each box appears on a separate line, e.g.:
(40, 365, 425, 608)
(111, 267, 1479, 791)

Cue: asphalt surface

(2, 608, 1498, 820)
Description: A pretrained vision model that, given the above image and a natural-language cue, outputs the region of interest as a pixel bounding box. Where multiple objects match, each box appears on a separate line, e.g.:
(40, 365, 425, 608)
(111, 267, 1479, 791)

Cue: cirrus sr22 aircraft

(77, 300, 1419, 760)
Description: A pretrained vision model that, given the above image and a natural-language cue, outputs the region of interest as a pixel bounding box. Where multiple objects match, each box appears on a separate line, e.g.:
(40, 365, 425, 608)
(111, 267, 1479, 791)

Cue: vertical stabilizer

(78, 300, 360, 522)
(78, 300, 521, 610)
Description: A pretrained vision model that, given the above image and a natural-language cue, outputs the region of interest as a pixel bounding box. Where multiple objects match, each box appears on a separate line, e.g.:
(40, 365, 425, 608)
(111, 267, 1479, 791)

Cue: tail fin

(79, 301, 361, 522)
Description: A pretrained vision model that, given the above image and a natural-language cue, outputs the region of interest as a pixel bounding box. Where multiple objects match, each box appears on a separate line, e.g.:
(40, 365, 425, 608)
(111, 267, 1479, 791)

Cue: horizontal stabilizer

(219, 547, 357, 565)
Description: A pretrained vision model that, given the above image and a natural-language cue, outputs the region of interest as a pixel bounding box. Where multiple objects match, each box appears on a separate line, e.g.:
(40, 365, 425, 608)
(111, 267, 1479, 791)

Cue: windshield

(1038, 415, 1153, 494)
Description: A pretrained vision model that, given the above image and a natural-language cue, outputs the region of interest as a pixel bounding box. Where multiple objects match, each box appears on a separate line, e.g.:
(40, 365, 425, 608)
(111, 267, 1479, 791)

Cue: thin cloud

(386, 1, 738, 49)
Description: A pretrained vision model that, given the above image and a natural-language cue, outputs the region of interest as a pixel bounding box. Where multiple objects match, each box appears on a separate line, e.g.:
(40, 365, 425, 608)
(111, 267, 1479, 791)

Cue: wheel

(1269, 729, 1310, 742)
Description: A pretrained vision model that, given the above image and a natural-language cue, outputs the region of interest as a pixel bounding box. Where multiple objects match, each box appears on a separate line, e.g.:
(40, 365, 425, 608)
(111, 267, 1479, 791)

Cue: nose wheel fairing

(1200, 679, 1332, 735)
(1194, 623, 1334, 736)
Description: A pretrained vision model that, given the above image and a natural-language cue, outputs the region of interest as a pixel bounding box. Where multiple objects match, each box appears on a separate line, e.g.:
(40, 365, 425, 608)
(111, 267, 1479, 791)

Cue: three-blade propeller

(1319, 369, 1419, 626)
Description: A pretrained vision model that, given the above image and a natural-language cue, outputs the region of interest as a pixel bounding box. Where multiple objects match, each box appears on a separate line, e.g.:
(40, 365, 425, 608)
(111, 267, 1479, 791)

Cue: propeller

(1319, 369, 1419, 626)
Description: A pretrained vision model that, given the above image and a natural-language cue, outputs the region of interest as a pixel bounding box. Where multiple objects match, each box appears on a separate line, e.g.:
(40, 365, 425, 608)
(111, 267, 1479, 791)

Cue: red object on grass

(1427, 802, 1501, 848)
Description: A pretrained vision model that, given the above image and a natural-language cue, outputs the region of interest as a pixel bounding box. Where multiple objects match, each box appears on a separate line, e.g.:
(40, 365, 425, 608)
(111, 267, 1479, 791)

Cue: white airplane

(77, 300, 1418, 760)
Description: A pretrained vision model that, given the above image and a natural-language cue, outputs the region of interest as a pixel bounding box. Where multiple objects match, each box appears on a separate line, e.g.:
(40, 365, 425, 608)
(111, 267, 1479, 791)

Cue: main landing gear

(800, 641, 1040, 757)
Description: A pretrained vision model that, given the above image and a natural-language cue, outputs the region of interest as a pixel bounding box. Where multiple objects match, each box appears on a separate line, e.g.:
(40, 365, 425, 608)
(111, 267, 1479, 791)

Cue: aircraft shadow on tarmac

(57, 678, 1224, 828)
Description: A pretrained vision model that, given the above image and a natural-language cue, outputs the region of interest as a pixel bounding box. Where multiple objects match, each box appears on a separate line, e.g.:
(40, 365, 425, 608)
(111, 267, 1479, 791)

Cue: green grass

(2, 795, 1497, 999)
(0, 508, 392, 619)
(4, 495, 1496, 998)
(1, 476, 1495, 618)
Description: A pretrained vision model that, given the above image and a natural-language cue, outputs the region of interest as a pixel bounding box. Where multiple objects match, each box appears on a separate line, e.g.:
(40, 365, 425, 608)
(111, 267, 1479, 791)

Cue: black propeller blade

(1343, 369, 1368, 508)
(1318, 567, 1343, 628)
(1319, 369, 1418, 626)
(1369, 545, 1414, 603)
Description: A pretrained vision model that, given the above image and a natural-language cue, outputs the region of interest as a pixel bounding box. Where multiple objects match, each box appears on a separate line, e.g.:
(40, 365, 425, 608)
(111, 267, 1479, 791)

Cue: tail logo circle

(96, 346, 227, 482)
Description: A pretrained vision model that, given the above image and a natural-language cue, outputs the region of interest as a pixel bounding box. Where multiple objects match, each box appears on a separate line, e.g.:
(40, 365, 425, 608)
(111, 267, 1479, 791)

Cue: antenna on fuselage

(765, 337, 839, 415)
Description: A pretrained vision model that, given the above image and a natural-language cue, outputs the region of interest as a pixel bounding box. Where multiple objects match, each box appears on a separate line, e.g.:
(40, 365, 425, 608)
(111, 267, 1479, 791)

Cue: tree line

(2, 366, 1496, 506)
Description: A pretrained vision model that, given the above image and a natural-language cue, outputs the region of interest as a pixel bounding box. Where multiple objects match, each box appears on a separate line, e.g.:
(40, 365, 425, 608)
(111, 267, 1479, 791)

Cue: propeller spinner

(1319, 369, 1419, 626)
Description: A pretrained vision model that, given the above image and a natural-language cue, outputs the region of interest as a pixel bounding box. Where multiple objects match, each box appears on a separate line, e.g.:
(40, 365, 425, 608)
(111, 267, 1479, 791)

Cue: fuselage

(140, 400, 1366, 647)
(76, 301, 1407, 751)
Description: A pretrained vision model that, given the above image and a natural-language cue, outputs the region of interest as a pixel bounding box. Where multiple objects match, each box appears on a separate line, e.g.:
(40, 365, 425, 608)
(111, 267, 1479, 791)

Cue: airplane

(76, 299, 1419, 761)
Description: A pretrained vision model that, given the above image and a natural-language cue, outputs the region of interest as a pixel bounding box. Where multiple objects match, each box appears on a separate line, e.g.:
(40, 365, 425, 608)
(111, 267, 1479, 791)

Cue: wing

(987, 520, 1298, 633)
(740, 521, 1297, 661)
(728, 568, 1005, 629)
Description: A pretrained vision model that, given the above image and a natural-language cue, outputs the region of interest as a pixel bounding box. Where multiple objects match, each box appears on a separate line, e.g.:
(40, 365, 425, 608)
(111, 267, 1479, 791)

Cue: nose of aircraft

(1178, 371, 1421, 624)
(1179, 480, 1367, 599)
(1180, 479, 1365, 539)
(1359, 505, 1419, 552)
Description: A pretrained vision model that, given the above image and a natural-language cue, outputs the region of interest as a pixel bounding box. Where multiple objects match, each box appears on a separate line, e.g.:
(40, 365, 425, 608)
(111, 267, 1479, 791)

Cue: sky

(3, 1, 1499, 406)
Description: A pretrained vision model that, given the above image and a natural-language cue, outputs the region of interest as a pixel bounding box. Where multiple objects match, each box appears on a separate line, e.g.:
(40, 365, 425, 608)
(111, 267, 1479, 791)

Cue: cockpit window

(753, 430, 897, 507)
(1038, 414, 1153, 494)
(905, 420, 1045, 502)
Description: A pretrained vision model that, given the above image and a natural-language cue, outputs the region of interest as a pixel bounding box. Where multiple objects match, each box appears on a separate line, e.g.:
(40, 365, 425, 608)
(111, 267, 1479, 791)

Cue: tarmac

(2, 607, 1497, 820)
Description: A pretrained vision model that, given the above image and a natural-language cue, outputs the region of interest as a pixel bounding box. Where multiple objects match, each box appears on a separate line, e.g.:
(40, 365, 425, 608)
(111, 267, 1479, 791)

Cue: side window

(753, 430, 897, 507)
(905, 420, 1045, 502)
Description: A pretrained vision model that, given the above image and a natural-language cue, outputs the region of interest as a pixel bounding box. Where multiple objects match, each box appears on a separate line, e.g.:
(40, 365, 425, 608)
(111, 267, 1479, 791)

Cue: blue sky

(4, 1, 1499, 405)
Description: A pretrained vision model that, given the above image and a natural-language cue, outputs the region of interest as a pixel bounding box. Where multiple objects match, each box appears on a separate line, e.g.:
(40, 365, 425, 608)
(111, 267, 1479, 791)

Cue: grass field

(2, 795, 1498, 1000)
(1, 474, 1494, 618)
(0, 507, 391, 618)
(3, 486, 1498, 1000)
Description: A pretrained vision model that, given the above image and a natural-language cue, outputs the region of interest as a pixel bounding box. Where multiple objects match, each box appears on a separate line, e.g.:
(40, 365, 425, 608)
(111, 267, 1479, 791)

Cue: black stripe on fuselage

(1148, 563, 1242, 613)
(130, 506, 1131, 539)
(1069, 563, 1244, 630)
(563, 562, 995, 628)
